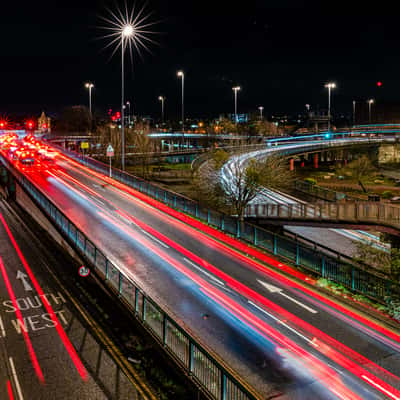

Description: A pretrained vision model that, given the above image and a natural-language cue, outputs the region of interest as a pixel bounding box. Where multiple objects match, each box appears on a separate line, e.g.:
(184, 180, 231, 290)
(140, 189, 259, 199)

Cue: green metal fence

(0, 153, 258, 400)
(53, 146, 400, 303)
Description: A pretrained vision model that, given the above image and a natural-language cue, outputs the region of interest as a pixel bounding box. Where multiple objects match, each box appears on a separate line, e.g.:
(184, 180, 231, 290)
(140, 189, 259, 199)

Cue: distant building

(38, 111, 51, 133)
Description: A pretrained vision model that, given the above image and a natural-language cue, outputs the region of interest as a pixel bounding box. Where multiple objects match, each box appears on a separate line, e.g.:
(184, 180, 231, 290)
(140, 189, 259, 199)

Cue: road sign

(78, 266, 90, 277)
(81, 142, 89, 149)
(106, 144, 114, 157)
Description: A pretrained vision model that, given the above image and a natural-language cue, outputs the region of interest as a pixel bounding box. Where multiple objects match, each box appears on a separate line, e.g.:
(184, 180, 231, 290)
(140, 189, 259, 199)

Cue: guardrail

(47, 145, 400, 303)
(0, 153, 258, 400)
(294, 180, 350, 202)
(245, 202, 400, 230)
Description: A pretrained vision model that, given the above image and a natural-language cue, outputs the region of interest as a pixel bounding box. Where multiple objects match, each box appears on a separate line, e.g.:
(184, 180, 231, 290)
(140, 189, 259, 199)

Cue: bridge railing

(47, 145, 400, 303)
(0, 152, 259, 400)
(245, 202, 400, 229)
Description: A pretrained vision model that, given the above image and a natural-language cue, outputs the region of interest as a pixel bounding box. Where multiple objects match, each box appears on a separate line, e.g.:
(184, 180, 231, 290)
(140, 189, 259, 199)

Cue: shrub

(304, 177, 317, 185)
(382, 190, 393, 199)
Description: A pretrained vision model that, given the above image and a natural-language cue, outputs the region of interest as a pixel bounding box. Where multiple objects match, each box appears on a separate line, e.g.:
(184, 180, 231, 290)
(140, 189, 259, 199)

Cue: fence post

(296, 243, 299, 265)
(221, 215, 224, 230)
(163, 314, 168, 346)
(142, 297, 147, 321)
(118, 272, 122, 295)
(195, 204, 198, 218)
(221, 374, 227, 400)
(189, 342, 194, 373)
(135, 288, 139, 314)
(236, 220, 240, 238)
(207, 209, 210, 224)
(105, 259, 109, 280)
(321, 256, 325, 277)
(273, 235, 277, 255)
(352, 267, 355, 291)
(254, 226, 257, 246)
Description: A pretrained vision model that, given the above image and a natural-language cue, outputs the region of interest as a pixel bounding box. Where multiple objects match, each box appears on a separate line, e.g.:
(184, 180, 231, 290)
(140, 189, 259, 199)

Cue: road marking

(9, 357, 24, 400)
(16, 271, 32, 292)
(361, 374, 400, 400)
(183, 258, 225, 286)
(248, 301, 317, 347)
(0, 315, 5, 337)
(257, 280, 317, 314)
(140, 229, 169, 248)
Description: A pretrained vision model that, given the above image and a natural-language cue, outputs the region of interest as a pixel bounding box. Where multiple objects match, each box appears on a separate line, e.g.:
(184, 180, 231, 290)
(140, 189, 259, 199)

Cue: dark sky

(0, 0, 397, 118)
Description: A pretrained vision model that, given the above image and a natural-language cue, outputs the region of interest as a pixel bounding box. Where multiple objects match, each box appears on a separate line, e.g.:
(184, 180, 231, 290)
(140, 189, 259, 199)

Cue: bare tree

(129, 122, 152, 178)
(97, 124, 122, 166)
(196, 153, 292, 221)
(346, 155, 375, 193)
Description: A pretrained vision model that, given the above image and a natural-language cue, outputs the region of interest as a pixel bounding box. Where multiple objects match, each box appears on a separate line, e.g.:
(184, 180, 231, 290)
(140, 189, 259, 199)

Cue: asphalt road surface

(2, 148, 400, 400)
(0, 199, 149, 400)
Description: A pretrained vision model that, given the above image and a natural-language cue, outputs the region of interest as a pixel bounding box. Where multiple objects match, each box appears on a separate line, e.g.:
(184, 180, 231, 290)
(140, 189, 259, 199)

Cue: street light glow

(368, 99, 375, 104)
(324, 82, 336, 89)
(85, 82, 94, 89)
(98, 4, 158, 60)
(233, 86, 241, 92)
(177, 70, 184, 77)
(122, 24, 134, 37)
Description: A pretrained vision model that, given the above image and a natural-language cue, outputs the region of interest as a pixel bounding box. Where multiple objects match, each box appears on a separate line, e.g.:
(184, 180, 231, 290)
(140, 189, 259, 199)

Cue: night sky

(0, 0, 396, 118)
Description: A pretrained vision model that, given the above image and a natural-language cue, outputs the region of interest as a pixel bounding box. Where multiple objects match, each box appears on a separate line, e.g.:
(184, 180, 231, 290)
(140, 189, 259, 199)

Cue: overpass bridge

(244, 201, 400, 234)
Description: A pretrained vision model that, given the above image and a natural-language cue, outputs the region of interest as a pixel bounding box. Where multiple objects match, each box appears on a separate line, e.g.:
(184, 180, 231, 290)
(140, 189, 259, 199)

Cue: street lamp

(177, 71, 185, 146)
(232, 86, 241, 124)
(324, 82, 336, 132)
(85, 83, 94, 115)
(258, 106, 264, 120)
(367, 99, 374, 124)
(158, 96, 165, 124)
(352, 100, 356, 126)
(120, 24, 134, 170)
(126, 101, 131, 126)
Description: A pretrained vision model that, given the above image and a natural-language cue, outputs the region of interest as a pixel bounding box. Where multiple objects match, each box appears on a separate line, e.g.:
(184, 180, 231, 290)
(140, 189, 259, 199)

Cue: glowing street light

(232, 86, 241, 124)
(99, 3, 158, 170)
(258, 106, 264, 120)
(85, 82, 94, 116)
(158, 96, 165, 124)
(324, 82, 336, 131)
(177, 71, 185, 146)
(367, 99, 374, 124)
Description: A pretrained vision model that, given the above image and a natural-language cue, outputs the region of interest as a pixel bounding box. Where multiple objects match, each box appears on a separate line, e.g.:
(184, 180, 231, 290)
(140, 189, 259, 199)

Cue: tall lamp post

(158, 96, 165, 124)
(233, 86, 241, 124)
(367, 99, 374, 124)
(121, 24, 134, 171)
(324, 82, 336, 132)
(177, 71, 185, 147)
(352, 100, 356, 126)
(126, 101, 131, 127)
(258, 106, 264, 120)
(85, 82, 94, 115)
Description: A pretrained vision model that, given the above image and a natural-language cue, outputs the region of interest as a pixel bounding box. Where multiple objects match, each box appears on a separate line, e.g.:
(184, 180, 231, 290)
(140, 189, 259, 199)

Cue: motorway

(220, 138, 392, 257)
(0, 200, 148, 399)
(2, 144, 400, 399)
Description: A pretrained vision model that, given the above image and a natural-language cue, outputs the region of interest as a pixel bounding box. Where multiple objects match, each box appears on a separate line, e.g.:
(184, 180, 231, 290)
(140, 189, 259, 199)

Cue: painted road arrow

(16, 270, 33, 292)
(257, 280, 317, 314)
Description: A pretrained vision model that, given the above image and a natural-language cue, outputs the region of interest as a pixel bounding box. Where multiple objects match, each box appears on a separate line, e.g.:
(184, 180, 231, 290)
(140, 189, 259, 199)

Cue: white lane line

(361, 374, 400, 400)
(257, 280, 317, 314)
(9, 357, 24, 400)
(183, 258, 225, 286)
(140, 229, 170, 248)
(0, 315, 5, 337)
(248, 301, 318, 347)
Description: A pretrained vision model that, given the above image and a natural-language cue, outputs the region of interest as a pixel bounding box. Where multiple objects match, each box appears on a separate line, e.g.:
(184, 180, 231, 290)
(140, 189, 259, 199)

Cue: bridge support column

(289, 158, 294, 171)
(314, 153, 319, 169)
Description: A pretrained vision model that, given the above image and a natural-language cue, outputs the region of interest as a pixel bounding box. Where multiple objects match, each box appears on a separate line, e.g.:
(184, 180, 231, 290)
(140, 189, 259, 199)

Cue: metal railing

(46, 145, 400, 302)
(0, 152, 259, 400)
(245, 201, 400, 229)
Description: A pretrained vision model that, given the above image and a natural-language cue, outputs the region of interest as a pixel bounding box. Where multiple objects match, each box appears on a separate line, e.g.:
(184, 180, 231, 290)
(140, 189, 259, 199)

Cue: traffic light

(377, 81, 382, 87)
(27, 120, 34, 129)
(0, 121, 6, 128)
